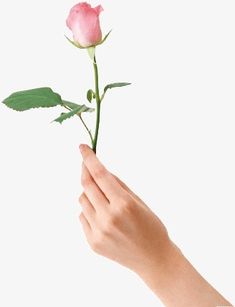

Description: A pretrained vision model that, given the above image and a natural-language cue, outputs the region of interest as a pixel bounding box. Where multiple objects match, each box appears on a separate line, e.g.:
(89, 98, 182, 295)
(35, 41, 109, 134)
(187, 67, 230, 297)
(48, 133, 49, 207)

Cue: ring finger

(81, 163, 109, 210)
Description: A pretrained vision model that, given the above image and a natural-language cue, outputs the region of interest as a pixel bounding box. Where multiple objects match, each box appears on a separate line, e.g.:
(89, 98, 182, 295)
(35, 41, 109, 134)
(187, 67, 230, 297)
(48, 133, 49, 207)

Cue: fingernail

(79, 144, 86, 153)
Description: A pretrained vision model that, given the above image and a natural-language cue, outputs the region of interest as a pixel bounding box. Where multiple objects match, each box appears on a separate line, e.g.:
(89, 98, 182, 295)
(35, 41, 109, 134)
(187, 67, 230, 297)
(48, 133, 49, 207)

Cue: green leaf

(62, 100, 83, 110)
(87, 89, 95, 103)
(103, 82, 131, 95)
(53, 105, 94, 124)
(2, 87, 62, 111)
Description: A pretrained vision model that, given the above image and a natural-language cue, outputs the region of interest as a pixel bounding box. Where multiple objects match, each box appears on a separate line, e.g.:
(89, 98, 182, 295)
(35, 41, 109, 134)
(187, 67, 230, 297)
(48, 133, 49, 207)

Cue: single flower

(66, 2, 103, 48)
(2, 2, 131, 155)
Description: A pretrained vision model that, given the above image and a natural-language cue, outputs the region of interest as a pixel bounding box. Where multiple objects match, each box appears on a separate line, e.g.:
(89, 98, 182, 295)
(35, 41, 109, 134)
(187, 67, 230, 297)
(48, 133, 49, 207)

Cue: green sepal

(97, 30, 112, 46)
(65, 30, 112, 51)
(65, 35, 86, 49)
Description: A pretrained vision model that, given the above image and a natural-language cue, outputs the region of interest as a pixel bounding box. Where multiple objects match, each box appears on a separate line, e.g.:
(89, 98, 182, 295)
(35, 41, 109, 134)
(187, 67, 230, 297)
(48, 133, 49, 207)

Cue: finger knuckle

(81, 176, 91, 188)
(90, 233, 104, 253)
(79, 193, 85, 204)
(102, 215, 118, 234)
(93, 166, 106, 180)
(119, 195, 135, 213)
(91, 241, 101, 253)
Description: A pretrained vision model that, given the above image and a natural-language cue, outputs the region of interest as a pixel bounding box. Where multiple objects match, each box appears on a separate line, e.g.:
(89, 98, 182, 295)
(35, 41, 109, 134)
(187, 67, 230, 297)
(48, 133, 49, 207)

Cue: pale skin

(78, 144, 232, 307)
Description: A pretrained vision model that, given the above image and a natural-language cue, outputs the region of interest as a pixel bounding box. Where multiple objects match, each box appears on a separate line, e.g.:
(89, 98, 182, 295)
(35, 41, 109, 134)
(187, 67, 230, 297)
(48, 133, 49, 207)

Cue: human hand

(78, 144, 172, 275)
(78, 144, 232, 307)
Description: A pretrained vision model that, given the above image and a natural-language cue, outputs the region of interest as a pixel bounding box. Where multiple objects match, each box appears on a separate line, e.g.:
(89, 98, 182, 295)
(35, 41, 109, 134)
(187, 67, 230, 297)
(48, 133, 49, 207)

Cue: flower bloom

(66, 2, 103, 48)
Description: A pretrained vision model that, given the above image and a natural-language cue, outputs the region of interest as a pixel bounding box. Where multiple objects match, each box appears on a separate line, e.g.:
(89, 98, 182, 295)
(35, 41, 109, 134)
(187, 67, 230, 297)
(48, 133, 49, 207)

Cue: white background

(0, 0, 234, 306)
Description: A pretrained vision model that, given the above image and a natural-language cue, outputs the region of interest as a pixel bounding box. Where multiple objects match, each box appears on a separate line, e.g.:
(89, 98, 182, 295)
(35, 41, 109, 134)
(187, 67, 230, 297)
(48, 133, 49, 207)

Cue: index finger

(79, 144, 125, 200)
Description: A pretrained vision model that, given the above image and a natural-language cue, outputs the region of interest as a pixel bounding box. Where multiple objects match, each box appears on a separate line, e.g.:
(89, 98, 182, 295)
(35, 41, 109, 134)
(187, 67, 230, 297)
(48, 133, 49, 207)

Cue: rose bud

(66, 2, 104, 48)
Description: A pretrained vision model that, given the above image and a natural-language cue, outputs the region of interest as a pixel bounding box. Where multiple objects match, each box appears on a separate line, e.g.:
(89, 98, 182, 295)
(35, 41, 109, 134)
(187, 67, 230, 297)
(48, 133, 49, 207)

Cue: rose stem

(92, 55, 101, 154)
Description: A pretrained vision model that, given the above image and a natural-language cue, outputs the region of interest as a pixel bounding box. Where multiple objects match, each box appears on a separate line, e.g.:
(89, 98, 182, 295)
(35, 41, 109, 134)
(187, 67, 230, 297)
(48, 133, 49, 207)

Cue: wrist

(135, 239, 183, 291)
(136, 240, 231, 307)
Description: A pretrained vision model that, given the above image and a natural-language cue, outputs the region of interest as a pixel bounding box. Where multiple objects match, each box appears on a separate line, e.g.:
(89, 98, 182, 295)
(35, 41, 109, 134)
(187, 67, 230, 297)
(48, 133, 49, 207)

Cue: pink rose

(66, 2, 104, 48)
